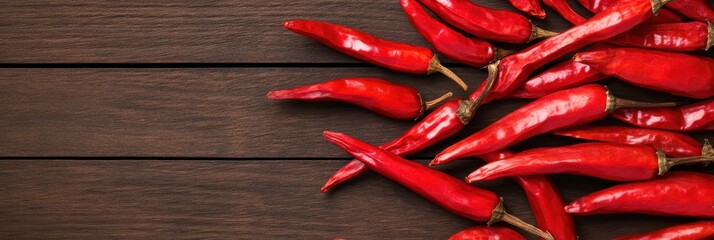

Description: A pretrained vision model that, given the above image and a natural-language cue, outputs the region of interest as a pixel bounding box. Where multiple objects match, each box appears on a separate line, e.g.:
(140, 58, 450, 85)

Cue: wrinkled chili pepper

(508, 60, 607, 99)
(574, 47, 714, 99)
(449, 226, 525, 240)
(416, 0, 557, 43)
(607, 21, 714, 51)
(322, 131, 555, 240)
(542, 0, 586, 25)
(665, 0, 714, 22)
(468, 0, 671, 103)
(400, 0, 510, 67)
(565, 171, 714, 217)
(467, 140, 714, 182)
(613, 221, 714, 240)
(479, 151, 576, 240)
(267, 78, 452, 120)
(612, 98, 714, 132)
(433, 84, 678, 166)
(555, 126, 704, 158)
(283, 19, 468, 90)
(508, 0, 546, 19)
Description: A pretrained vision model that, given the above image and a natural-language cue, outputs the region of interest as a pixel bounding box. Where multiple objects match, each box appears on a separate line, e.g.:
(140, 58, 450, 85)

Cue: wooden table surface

(1, 1, 713, 239)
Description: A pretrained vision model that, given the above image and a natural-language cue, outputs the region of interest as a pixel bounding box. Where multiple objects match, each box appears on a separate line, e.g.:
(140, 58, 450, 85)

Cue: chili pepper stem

(658, 139, 714, 175)
(529, 24, 559, 42)
(706, 21, 713, 51)
(488, 198, 555, 240)
(650, 0, 672, 15)
(456, 60, 499, 124)
(494, 48, 514, 61)
(428, 56, 468, 90)
(423, 92, 453, 111)
(605, 91, 680, 113)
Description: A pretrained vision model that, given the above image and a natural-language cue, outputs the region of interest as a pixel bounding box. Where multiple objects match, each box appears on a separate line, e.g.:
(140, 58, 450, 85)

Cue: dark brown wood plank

(0, 160, 711, 239)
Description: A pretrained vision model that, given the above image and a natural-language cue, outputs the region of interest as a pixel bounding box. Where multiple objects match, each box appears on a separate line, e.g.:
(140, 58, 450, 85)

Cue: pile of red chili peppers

(268, 0, 714, 238)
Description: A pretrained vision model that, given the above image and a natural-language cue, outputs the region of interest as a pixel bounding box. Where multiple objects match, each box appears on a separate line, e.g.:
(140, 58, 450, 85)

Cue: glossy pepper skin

(283, 20, 467, 90)
(542, 0, 586, 25)
(575, 47, 714, 99)
(607, 22, 713, 51)
(565, 171, 714, 217)
(320, 99, 467, 192)
(507, 0, 546, 19)
(613, 221, 714, 240)
(416, 0, 556, 44)
(323, 131, 555, 240)
(479, 151, 576, 240)
(665, 0, 714, 22)
(555, 126, 703, 157)
(267, 78, 451, 120)
(612, 98, 714, 132)
(577, 0, 682, 24)
(401, 0, 500, 67)
(448, 226, 525, 240)
(508, 60, 607, 99)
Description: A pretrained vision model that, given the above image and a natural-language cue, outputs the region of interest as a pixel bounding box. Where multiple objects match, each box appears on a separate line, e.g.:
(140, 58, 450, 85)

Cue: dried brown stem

(424, 92, 453, 111)
(658, 139, 714, 175)
(456, 60, 498, 125)
(488, 198, 554, 240)
(605, 93, 680, 113)
(706, 21, 713, 51)
(529, 24, 558, 42)
(428, 56, 468, 90)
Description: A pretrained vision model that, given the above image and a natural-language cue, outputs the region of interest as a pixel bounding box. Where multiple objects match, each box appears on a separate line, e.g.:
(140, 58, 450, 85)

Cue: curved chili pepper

(416, 0, 557, 44)
(576, 0, 682, 24)
(267, 78, 452, 120)
(607, 22, 714, 51)
(555, 126, 703, 158)
(322, 131, 555, 240)
(468, 0, 670, 103)
(479, 151, 576, 240)
(433, 84, 678, 166)
(400, 0, 509, 67)
(467, 140, 714, 182)
(283, 19, 467, 90)
(542, 0, 586, 25)
(574, 47, 714, 99)
(612, 98, 714, 132)
(613, 221, 714, 240)
(448, 226, 525, 240)
(665, 0, 714, 22)
(508, 60, 607, 99)
(565, 171, 714, 217)
(508, 0, 547, 19)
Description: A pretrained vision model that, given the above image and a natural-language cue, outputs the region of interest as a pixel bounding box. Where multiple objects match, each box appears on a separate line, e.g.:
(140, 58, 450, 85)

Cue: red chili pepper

(448, 226, 525, 240)
(416, 0, 557, 44)
(607, 22, 714, 51)
(433, 84, 678, 166)
(576, 0, 682, 24)
(468, 0, 670, 102)
(400, 0, 510, 67)
(665, 0, 714, 22)
(507, 0, 547, 19)
(555, 125, 704, 158)
(542, 0, 587, 25)
(574, 47, 714, 99)
(322, 131, 555, 240)
(613, 221, 714, 240)
(283, 19, 467, 90)
(612, 98, 714, 132)
(479, 151, 576, 240)
(267, 78, 452, 120)
(466, 140, 714, 182)
(565, 171, 714, 217)
(508, 60, 607, 99)
(645, 8, 684, 24)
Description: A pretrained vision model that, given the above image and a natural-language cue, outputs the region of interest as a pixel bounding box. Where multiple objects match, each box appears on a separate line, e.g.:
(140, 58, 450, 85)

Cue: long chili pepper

(267, 78, 452, 120)
(542, 0, 586, 25)
(507, 0, 546, 19)
(416, 0, 557, 44)
(433, 84, 678, 166)
(479, 151, 576, 240)
(467, 140, 714, 182)
(508, 60, 607, 99)
(400, 0, 509, 67)
(613, 221, 714, 240)
(322, 131, 555, 240)
(576, 0, 682, 24)
(283, 20, 468, 90)
(664, 0, 714, 22)
(574, 47, 714, 99)
(448, 226, 525, 240)
(607, 22, 714, 51)
(555, 126, 703, 157)
(565, 171, 714, 217)
(467, 0, 671, 103)
(612, 98, 714, 132)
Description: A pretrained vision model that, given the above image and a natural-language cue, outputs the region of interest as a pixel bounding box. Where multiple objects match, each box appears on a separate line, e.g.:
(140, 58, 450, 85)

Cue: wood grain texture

(1, 160, 711, 239)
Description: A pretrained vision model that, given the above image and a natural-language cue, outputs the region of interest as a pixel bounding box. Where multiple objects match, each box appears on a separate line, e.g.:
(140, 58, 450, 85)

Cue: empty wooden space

(1, 1, 713, 239)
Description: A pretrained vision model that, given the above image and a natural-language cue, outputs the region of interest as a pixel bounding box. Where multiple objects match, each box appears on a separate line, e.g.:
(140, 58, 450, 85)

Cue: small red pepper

(574, 47, 714, 99)
(448, 226, 525, 240)
(508, 60, 607, 99)
(283, 19, 467, 90)
(507, 0, 547, 19)
(613, 221, 714, 240)
(433, 84, 678, 166)
(612, 98, 714, 132)
(555, 125, 703, 158)
(322, 131, 555, 240)
(416, 0, 557, 44)
(665, 0, 714, 22)
(267, 78, 452, 120)
(542, 0, 587, 25)
(607, 21, 714, 51)
(565, 171, 714, 217)
(466, 140, 714, 182)
(400, 0, 510, 67)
